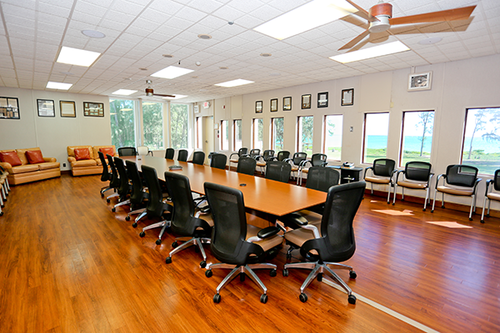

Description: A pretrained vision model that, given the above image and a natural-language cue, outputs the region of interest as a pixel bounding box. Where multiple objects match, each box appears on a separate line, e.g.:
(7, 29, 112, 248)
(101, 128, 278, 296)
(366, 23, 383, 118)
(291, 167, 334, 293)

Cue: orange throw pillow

(74, 148, 91, 161)
(26, 150, 45, 164)
(99, 147, 114, 156)
(0, 151, 22, 166)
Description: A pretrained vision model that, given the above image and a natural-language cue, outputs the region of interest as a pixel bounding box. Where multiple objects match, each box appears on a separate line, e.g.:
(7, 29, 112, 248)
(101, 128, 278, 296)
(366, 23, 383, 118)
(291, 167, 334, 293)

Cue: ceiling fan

(339, 0, 477, 51)
(144, 80, 175, 98)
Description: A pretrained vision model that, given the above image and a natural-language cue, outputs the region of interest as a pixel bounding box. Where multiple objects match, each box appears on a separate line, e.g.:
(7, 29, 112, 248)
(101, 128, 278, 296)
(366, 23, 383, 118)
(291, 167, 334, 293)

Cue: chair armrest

(44, 157, 57, 163)
(435, 173, 446, 189)
(257, 226, 280, 239)
(395, 170, 404, 183)
(472, 178, 482, 194)
(229, 152, 239, 159)
(68, 157, 76, 163)
(0, 162, 12, 173)
(300, 224, 321, 238)
(485, 179, 493, 195)
(363, 166, 373, 178)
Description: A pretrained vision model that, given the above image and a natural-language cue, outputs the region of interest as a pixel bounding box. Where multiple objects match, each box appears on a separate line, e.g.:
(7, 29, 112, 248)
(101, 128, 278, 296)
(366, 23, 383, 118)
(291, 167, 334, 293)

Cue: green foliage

(300, 116, 313, 154)
(110, 99, 136, 148)
(143, 102, 164, 150)
(170, 104, 188, 149)
(273, 118, 284, 150)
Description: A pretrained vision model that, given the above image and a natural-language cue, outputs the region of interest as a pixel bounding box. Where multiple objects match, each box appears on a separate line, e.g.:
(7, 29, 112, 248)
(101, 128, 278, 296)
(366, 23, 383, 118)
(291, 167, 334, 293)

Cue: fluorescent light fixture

(57, 46, 101, 67)
(151, 66, 194, 79)
(254, 0, 356, 40)
(330, 41, 410, 63)
(46, 81, 72, 90)
(215, 79, 254, 88)
(163, 95, 187, 100)
(112, 89, 137, 95)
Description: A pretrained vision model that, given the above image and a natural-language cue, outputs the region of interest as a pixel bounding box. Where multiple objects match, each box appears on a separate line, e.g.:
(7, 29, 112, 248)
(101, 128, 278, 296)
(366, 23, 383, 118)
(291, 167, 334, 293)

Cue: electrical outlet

(350, 126, 353, 132)
(63, 163, 66, 167)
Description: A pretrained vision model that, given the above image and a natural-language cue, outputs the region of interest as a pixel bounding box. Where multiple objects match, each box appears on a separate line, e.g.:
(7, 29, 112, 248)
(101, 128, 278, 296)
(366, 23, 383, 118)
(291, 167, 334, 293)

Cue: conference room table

(124, 155, 327, 225)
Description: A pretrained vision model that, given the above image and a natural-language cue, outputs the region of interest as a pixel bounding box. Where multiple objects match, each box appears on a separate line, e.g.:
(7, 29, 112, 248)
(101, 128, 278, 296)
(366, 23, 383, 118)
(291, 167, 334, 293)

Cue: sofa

(0, 147, 61, 185)
(67, 145, 118, 176)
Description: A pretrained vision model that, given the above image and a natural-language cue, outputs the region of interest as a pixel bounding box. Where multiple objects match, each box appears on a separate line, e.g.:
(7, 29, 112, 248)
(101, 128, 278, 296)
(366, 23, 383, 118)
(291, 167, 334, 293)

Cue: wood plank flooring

(0, 174, 499, 332)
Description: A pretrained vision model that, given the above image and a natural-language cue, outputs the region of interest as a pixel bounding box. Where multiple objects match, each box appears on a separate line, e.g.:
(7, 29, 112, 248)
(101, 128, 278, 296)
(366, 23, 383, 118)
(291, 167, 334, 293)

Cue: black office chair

(105, 154, 121, 203)
(229, 147, 248, 171)
(248, 148, 261, 159)
(364, 158, 396, 203)
(125, 160, 149, 222)
(298, 153, 328, 185)
(135, 165, 172, 244)
(285, 152, 307, 183)
(165, 148, 175, 160)
(204, 182, 282, 304)
(210, 153, 227, 170)
(272, 150, 290, 162)
(178, 149, 188, 162)
(265, 161, 291, 183)
(111, 157, 132, 212)
(118, 147, 137, 156)
(283, 181, 366, 304)
(481, 169, 500, 223)
(192, 151, 205, 165)
(164, 172, 213, 267)
(393, 161, 433, 211)
(236, 157, 256, 176)
(98, 151, 113, 197)
(431, 164, 482, 220)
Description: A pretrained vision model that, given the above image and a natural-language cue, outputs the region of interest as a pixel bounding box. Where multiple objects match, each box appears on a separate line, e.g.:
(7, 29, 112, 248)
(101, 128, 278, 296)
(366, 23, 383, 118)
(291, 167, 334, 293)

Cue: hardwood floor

(1, 174, 499, 332)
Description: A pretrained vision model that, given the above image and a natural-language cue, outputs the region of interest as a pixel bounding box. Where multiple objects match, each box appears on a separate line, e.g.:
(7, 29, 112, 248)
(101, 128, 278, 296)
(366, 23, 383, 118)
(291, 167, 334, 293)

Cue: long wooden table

(126, 156, 326, 221)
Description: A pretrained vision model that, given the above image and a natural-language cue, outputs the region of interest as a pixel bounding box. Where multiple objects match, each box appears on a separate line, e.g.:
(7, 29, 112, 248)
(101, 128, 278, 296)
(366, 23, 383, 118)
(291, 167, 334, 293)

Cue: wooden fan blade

(344, 0, 373, 21)
(389, 5, 476, 26)
(154, 93, 176, 98)
(338, 29, 370, 51)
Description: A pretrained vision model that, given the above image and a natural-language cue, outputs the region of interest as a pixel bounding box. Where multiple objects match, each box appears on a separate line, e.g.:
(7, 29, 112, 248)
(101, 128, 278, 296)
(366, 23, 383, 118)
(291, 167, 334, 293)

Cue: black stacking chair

(204, 182, 282, 304)
(164, 172, 213, 267)
(98, 151, 113, 197)
(393, 161, 433, 210)
(229, 147, 248, 170)
(283, 181, 366, 304)
(284, 152, 307, 183)
(298, 153, 328, 185)
(210, 153, 227, 170)
(178, 149, 188, 162)
(105, 154, 121, 203)
(192, 151, 205, 165)
(273, 150, 290, 162)
(481, 169, 500, 223)
(118, 147, 137, 156)
(248, 149, 261, 159)
(111, 157, 132, 212)
(256, 149, 275, 174)
(364, 158, 396, 203)
(165, 148, 175, 160)
(236, 157, 256, 176)
(265, 161, 291, 183)
(125, 160, 149, 222)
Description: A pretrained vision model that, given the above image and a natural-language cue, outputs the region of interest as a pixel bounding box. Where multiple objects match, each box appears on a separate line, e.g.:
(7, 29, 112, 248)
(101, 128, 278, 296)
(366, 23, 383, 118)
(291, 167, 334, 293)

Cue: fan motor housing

(145, 88, 154, 96)
(369, 2, 392, 33)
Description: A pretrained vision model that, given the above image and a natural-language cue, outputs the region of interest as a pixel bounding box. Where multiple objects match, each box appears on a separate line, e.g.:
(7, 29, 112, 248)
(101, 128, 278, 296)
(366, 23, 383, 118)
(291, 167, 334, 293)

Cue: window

(170, 103, 188, 149)
(363, 112, 389, 164)
(220, 120, 229, 150)
(233, 119, 242, 151)
(110, 99, 136, 148)
(196, 117, 202, 149)
(323, 115, 343, 160)
(400, 111, 434, 166)
(252, 118, 263, 150)
(142, 101, 164, 150)
(461, 107, 500, 174)
(271, 117, 284, 151)
(297, 116, 313, 155)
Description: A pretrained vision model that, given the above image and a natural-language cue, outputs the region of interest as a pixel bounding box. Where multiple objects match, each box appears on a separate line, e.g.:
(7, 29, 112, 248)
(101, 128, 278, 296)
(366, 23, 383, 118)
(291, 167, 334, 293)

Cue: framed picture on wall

(60, 100, 76, 117)
(83, 102, 104, 117)
(0, 96, 20, 119)
(341, 89, 354, 106)
(270, 98, 278, 112)
(283, 96, 291, 111)
(301, 94, 311, 109)
(37, 99, 55, 117)
(317, 92, 328, 108)
(408, 72, 432, 91)
(255, 100, 263, 113)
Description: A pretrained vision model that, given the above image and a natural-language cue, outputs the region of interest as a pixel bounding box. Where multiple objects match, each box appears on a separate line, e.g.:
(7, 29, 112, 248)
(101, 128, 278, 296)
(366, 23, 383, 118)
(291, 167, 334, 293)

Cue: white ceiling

(0, 0, 498, 103)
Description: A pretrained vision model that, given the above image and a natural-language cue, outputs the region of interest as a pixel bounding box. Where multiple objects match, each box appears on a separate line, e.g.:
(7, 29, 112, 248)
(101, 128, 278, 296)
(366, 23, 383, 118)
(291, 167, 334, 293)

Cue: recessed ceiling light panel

(112, 89, 137, 95)
(151, 66, 194, 79)
(57, 46, 101, 67)
(215, 79, 254, 87)
(330, 41, 410, 63)
(46, 81, 72, 90)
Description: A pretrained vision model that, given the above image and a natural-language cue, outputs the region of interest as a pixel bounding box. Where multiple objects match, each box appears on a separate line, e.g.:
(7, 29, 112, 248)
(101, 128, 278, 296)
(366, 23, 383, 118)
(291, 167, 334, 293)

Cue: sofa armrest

(0, 162, 13, 173)
(44, 157, 56, 163)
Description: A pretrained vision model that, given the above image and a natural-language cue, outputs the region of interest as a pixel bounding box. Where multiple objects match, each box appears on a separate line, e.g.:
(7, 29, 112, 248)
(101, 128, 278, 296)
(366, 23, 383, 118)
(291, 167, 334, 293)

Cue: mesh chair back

(372, 159, 396, 177)
(236, 157, 256, 175)
(262, 150, 275, 161)
(249, 149, 260, 158)
(137, 146, 150, 156)
(106, 154, 120, 188)
(118, 147, 137, 156)
(204, 182, 263, 265)
(165, 148, 175, 159)
(276, 151, 290, 161)
(306, 167, 339, 192)
(494, 169, 500, 191)
(405, 161, 432, 181)
(192, 151, 205, 165)
(292, 152, 307, 165)
(98, 151, 110, 182)
(310, 153, 328, 167)
(210, 153, 227, 169)
(238, 148, 248, 157)
(301, 182, 365, 262)
(178, 149, 188, 162)
(141, 165, 166, 217)
(114, 157, 129, 197)
(265, 161, 291, 183)
(126, 160, 146, 206)
(446, 164, 478, 187)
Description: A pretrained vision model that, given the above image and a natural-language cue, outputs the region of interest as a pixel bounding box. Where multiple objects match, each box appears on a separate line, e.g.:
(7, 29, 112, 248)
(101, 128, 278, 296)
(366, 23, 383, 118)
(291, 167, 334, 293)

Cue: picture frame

(301, 94, 311, 109)
(83, 102, 104, 117)
(317, 92, 328, 108)
(341, 88, 354, 106)
(270, 98, 278, 112)
(37, 99, 55, 117)
(283, 96, 292, 111)
(255, 100, 263, 113)
(0, 96, 20, 119)
(60, 100, 76, 118)
(408, 72, 432, 91)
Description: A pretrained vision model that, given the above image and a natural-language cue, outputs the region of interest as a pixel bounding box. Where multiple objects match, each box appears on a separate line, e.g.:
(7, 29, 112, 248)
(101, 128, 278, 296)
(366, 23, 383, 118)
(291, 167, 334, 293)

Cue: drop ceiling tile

(186, 0, 225, 13)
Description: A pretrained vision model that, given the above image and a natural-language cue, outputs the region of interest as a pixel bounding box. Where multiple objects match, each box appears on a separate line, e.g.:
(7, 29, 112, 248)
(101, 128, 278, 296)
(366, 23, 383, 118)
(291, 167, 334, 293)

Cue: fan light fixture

(330, 41, 410, 63)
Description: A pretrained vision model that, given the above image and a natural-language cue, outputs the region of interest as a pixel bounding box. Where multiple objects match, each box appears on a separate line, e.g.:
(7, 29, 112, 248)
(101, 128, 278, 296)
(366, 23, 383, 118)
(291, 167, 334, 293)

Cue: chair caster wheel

(213, 294, 221, 303)
(132, 222, 137, 228)
(260, 294, 268, 304)
(349, 270, 357, 279)
(469, 218, 473, 221)
(480, 220, 485, 223)
(270, 269, 277, 277)
(422, 208, 426, 211)
(348, 294, 356, 304)
(155, 239, 162, 245)
(283, 269, 289, 277)
(200, 261, 206, 268)
(112, 207, 115, 212)
(172, 241, 178, 248)
(125, 216, 130, 221)
(205, 270, 213, 278)
(139, 231, 145, 237)
(165, 257, 172, 264)
(431, 210, 434, 213)
(0, 212, 3, 216)
(299, 293, 308, 303)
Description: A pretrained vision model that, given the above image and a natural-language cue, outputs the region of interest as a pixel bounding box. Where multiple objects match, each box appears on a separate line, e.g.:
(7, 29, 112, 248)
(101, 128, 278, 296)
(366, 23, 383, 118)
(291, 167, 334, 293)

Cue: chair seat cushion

(365, 176, 391, 184)
(246, 225, 283, 252)
(197, 212, 214, 227)
(397, 179, 427, 189)
(487, 192, 500, 201)
(283, 210, 322, 247)
(9, 164, 39, 174)
(291, 165, 299, 171)
(38, 161, 60, 170)
(256, 161, 266, 167)
(72, 159, 98, 167)
(229, 158, 238, 163)
(437, 185, 473, 196)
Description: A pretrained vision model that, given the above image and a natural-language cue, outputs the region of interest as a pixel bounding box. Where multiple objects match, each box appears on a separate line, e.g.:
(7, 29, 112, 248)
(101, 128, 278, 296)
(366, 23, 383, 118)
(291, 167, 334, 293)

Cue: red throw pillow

(0, 151, 22, 166)
(74, 148, 91, 161)
(99, 147, 114, 156)
(26, 150, 45, 164)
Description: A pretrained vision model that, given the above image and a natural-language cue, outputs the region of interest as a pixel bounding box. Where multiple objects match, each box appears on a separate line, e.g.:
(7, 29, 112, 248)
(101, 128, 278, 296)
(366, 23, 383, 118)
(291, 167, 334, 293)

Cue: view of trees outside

(220, 120, 229, 150)
(110, 99, 136, 149)
(234, 119, 242, 151)
(170, 103, 188, 149)
(142, 101, 164, 150)
(272, 117, 284, 151)
(253, 118, 263, 150)
(400, 111, 434, 166)
(363, 112, 389, 164)
(324, 115, 342, 160)
(298, 116, 313, 156)
(462, 107, 500, 174)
